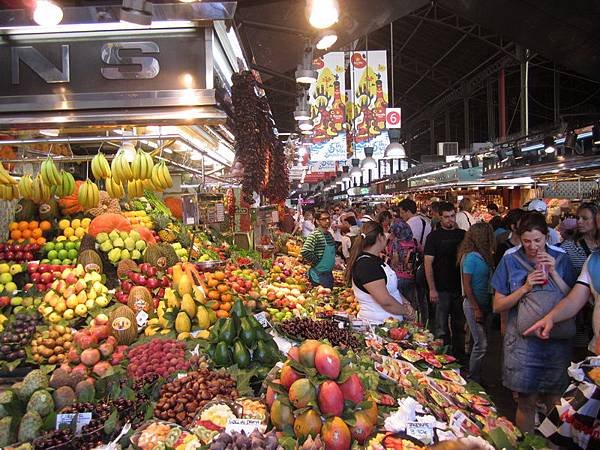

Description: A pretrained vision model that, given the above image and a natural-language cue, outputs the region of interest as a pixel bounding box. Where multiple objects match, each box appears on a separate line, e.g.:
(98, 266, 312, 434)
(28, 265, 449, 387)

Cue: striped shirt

(560, 239, 592, 275)
(301, 229, 335, 265)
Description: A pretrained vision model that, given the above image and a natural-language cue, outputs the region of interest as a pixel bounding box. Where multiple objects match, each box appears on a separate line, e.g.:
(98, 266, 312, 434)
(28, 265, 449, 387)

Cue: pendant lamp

(360, 147, 377, 170)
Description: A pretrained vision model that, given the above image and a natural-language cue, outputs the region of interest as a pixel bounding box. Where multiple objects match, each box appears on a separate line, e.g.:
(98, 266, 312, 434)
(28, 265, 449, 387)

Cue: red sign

(386, 108, 402, 129)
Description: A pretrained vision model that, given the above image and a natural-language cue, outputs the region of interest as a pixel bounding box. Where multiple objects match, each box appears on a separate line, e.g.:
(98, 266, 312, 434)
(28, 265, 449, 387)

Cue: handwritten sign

(406, 422, 434, 445)
(225, 418, 262, 434)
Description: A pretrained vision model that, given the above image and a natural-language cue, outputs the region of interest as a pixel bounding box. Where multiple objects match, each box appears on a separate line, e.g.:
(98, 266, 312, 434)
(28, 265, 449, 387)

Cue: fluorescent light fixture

(163, 148, 173, 154)
(306, 0, 339, 29)
(33, 1, 63, 27)
(39, 129, 59, 137)
(213, 40, 234, 89)
(299, 120, 314, 131)
(384, 141, 406, 159)
(121, 142, 137, 163)
(544, 145, 556, 154)
(316, 29, 338, 50)
(296, 67, 317, 84)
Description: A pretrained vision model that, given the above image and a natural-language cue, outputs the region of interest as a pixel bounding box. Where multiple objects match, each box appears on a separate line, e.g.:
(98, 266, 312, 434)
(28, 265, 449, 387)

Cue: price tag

(177, 373, 188, 380)
(225, 418, 262, 434)
(136, 311, 149, 328)
(406, 422, 434, 445)
(75, 412, 93, 434)
(186, 217, 196, 225)
(253, 312, 269, 328)
(449, 410, 468, 435)
(436, 429, 456, 442)
(56, 413, 76, 430)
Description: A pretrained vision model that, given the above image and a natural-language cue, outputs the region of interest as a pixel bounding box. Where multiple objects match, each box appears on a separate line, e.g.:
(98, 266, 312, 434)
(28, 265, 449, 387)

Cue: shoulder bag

(512, 252, 575, 339)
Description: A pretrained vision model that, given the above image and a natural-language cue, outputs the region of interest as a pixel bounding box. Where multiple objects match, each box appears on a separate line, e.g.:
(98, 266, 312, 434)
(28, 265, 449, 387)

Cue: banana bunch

(31, 174, 52, 204)
(0, 163, 17, 186)
(106, 177, 125, 199)
(132, 149, 154, 180)
(40, 157, 61, 187)
(0, 184, 19, 201)
(78, 179, 100, 210)
(152, 161, 173, 190)
(128, 179, 145, 198)
(111, 151, 133, 184)
(91, 152, 111, 180)
(18, 174, 34, 200)
(54, 171, 75, 198)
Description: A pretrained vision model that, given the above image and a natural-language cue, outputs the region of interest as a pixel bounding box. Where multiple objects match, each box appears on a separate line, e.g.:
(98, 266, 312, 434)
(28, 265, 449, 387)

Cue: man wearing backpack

(387, 219, 420, 313)
(397, 199, 431, 252)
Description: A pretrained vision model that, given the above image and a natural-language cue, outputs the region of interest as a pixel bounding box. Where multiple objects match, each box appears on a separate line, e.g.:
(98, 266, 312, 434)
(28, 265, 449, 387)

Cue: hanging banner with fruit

(308, 52, 347, 162)
(349, 50, 391, 159)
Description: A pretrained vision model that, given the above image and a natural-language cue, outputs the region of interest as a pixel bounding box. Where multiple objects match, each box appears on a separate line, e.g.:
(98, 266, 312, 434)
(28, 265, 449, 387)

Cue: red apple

(40, 272, 53, 284)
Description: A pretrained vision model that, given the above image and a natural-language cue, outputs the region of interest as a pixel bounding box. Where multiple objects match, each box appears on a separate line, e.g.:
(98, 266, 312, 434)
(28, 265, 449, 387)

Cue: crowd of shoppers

(295, 196, 600, 434)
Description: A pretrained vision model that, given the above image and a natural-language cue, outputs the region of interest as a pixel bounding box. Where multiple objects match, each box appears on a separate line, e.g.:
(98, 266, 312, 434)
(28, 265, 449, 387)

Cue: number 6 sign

(385, 108, 402, 129)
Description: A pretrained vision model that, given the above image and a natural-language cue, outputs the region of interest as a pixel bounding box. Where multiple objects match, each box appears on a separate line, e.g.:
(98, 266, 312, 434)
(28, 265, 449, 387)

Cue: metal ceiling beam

(238, 19, 309, 36)
(400, 31, 470, 101)
(251, 64, 297, 83)
(407, 4, 518, 61)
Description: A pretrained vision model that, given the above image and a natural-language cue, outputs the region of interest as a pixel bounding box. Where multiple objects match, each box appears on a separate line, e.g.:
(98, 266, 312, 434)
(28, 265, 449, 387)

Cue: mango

(318, 380, 344, 417)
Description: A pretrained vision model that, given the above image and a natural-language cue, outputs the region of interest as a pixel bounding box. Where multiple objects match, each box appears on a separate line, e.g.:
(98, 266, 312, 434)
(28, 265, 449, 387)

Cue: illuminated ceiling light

(349, 158, 362, 177)
(306, 0, 339, 29)
(39, 129, 59, 137)
(120, 0, 153, 26)
(360, 147, 377, 170)
(163, 148, 173, 154)
(296, 67, 317, 85)
(294, 92, 311, 121)
(33, 1, 63, 27)
(316, 29, 338, 50)
(181, 73, 194, 89)
(301, 129, 313, 135)
(299, 120, 314, 131)
(544, 136, 556, 154)
(121, 142, 137, 163)
(384, 141, 406, 159)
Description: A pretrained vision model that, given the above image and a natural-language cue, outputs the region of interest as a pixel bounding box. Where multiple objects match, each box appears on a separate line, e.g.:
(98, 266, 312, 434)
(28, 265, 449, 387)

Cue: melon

(39, 199, 59, 221)
(108, 305, 138, 345)
(14, 199, 38, 222)
(77, 249, 103, 274)
(127, 286, 154, 314)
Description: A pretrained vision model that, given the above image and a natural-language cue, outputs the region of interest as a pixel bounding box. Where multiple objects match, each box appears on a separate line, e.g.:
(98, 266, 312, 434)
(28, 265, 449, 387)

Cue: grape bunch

(210, 429, 280, 450)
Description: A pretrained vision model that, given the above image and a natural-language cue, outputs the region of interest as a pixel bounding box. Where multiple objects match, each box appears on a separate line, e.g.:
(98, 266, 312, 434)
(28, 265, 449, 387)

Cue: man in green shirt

(301, 211, 336, 288)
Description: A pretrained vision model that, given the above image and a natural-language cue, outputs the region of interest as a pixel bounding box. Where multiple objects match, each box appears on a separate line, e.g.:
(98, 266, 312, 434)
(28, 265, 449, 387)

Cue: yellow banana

(132, 150, 141, 179)
(91, 153, 110, 180)
(18, 175, 33, 199)
(0, 163, 17, 185)
(41, 157, 61, 187)
(161, 162, 173, 188)
(111, 153, 122, 184)
(78, 179, 99, 209)
(119, 153, 133, 181)
(56, 171, 75, 198)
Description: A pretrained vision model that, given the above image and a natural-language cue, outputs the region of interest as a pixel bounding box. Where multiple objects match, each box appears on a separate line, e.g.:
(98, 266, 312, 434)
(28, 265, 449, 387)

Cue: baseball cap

(527, 199, 548, 213)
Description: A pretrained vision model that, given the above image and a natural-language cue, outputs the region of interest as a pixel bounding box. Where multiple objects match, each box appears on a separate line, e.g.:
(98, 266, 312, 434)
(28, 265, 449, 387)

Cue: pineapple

(177, 228, 192, 249)
(152, 213, 176, 242)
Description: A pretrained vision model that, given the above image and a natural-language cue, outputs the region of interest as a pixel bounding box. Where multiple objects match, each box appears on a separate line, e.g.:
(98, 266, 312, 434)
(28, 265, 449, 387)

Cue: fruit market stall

(0, 149, 542, 449)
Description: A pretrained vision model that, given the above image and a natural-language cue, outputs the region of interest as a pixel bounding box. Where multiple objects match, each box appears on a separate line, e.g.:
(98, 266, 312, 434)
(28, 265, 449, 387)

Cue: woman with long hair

(491, 212, 576, 433)
(456, 223, 495, 383)
(345, 221, 416, 323)
(560, 202, 599, 275)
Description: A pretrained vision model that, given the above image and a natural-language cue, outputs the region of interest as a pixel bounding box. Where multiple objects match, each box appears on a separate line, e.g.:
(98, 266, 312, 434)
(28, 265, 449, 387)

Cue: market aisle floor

(481, 329, 516, 422)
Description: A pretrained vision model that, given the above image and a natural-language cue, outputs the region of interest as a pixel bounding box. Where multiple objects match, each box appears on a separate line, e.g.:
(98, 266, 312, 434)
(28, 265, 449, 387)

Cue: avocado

(209, 318, 225, 343)
(254, 340, 270, 364)
(231, 299, 247, 319)
(239, 317, 257, 349)
(213, 341, 233, 367)
(219, 318, 237, 345)
(233, 340, 251, 369)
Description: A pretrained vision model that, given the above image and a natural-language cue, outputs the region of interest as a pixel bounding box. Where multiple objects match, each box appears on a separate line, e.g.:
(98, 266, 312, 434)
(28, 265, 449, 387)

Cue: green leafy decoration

(487, 427, 515, 450)
(103, 409, 118, 436)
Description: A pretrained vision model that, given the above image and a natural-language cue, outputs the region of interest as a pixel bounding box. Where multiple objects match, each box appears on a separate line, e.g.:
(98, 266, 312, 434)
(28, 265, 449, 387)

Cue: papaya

(233, 340, 251, 369)
(213, 341, 232, 367)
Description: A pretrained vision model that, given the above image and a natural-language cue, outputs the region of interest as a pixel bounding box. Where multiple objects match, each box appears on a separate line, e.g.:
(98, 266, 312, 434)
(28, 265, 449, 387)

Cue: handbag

(512, 252, 575, 339)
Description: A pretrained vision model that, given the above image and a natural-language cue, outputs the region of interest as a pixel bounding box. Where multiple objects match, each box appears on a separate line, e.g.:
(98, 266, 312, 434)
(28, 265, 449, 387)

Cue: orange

(207, 279, 219, 288)
(216, 284, 229, 293)
(220, 293, 232, 303)
(21, 229, 32, 239)
(39, 221, 52, 232)
(28, 221, 39, 230)
(8, 222, 18, 231)
(216, 310, 230, 319)
(208, 290, 221, 300)
(18, 221, 29, 231)
(10, 230, 21, 240)
(214, 271, 226, 281)
(31, 229, 42, 239)
(219, 302, 232, 312)
(17, 238, 25, 244)
(206, 300, 221, 311)
(36, 237, 46, 245)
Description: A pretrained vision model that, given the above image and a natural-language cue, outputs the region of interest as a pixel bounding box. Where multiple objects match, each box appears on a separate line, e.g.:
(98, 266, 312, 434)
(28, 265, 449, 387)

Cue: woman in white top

(301, 211, 315, 238)
(344, 221, 416, 323)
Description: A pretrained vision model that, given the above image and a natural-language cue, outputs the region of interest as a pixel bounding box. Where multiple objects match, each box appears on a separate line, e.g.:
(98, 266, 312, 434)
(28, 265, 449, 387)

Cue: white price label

(56, 412, 93, 435)
(75, 412, 93, 434)
(136, 311, 149, 328)
(406, 422, 434, 445)
(186, 217, 195, 225)
(449, 411, 468, 435)
(225, 418, 262, 434)
(56, 413, 76, 430)
(253, 312, 269, 328)
(436, 429, 456, 442)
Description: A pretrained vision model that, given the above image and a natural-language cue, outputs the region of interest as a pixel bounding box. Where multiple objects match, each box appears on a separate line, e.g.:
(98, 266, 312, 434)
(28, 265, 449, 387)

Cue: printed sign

(56, 412, 93, 435)
(308, 160, 337, 172)
(225, 418, 262, 434)
(253, 312, 270, 328)
(385, 107, 402, 128)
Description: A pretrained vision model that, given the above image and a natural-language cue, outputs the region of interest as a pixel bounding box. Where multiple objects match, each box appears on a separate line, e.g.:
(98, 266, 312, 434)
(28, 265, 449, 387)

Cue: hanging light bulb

(33, 0, 63, 26)
(384, 141, 406, 159)
(349, 158, 362, 177)
(306, 0, 339, 29)
(296, 39, 317, 84)
(298, 120, 314, 131)
(316, 29, 338, 50)
(360, 146, 377, 170)
(341, 166, 350, 182)
(121, 142, 137, 163)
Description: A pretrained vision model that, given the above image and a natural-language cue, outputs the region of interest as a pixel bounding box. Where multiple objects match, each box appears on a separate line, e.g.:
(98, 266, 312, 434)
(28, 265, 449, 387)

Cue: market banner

(349, 50, 391, 159)
(308, 161, 337, 173)
(308, 52, 347, 162)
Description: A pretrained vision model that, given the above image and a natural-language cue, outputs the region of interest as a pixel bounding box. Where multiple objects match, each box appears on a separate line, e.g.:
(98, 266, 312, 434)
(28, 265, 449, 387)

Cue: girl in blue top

(492, 212, 576, 433)
(457, 223, 496, 384)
